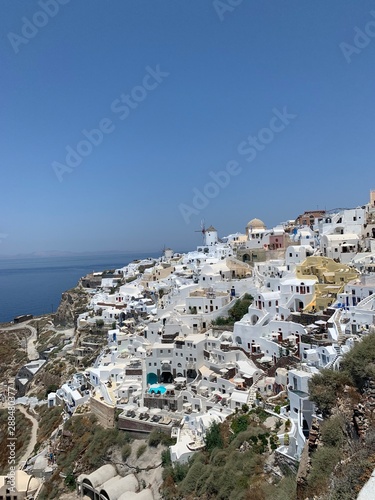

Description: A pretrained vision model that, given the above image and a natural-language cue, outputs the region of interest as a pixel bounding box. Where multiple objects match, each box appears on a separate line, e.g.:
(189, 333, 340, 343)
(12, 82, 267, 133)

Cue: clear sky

(1, 0, 374, 256)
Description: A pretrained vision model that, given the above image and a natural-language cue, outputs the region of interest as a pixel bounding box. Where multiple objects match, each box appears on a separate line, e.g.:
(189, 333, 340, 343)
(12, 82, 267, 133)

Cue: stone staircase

(247, 374, 263, 406)
(332, 309, 346, 345)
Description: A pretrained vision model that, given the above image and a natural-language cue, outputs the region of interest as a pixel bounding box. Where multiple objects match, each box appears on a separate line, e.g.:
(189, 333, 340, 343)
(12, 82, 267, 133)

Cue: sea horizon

(0, 251, 161, 324)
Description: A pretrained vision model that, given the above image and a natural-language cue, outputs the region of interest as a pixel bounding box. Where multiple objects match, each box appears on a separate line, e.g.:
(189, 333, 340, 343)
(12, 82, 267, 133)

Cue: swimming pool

(148, 384, 167, 395)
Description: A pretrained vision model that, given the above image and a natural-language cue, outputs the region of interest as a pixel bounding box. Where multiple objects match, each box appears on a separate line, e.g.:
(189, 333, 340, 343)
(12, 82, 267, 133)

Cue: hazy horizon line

(0, 249, 166, 260)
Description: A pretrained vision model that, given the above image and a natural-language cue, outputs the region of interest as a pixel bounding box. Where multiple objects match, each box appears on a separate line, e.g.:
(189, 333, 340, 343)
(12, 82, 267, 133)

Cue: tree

(309, 369, 351, 417)
(228, 294, 253, 322)
(340, 332, 375, 390)
(204, 421, 223, 453)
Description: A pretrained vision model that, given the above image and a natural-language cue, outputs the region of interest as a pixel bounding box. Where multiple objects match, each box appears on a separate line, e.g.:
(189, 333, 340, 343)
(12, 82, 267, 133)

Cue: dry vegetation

(305, 333, 375, 499)
(161, 407, 296, 500)
(0, 329, 28, 380)
(39, 413, 132, 499)
(35, 404, 63, 450)
(0, 409, 32, 473)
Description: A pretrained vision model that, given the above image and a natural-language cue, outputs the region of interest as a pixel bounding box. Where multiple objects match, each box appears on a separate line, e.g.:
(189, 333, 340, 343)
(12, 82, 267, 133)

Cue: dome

(246, 218, 265, 229)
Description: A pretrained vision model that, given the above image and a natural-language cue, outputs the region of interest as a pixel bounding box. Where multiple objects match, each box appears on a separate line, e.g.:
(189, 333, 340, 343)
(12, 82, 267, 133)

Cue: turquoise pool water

(148, 385, 167, 395)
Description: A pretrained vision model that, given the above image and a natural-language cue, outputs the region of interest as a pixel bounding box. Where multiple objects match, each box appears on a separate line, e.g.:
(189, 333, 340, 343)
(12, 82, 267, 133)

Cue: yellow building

(296, 256, 359, 311)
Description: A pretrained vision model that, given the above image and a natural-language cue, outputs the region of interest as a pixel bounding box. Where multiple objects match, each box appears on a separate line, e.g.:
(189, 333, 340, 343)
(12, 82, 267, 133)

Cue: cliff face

(296, 383, 375, 500)
(54, 285, 90, 327)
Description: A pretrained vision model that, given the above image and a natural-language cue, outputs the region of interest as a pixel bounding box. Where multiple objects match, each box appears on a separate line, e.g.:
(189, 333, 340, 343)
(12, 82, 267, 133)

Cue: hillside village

(3, 192, 375, 499)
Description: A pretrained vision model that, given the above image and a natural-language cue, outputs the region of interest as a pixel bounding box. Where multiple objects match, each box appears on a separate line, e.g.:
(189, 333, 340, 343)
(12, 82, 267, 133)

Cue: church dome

(246, 218, 265, 229)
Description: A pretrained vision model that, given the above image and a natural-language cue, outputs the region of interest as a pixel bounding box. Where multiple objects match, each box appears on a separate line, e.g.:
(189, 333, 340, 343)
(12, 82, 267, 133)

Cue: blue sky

(1, 0, 374, 255)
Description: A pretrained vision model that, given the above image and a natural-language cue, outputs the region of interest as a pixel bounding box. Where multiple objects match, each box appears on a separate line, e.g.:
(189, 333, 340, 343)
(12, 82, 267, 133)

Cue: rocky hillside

(54, 284, 91, 327)
(296, 333, 375, 499)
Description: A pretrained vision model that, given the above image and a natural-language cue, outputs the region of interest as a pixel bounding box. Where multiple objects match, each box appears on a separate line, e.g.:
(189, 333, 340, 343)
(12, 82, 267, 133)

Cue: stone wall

(90, 396, 115, 429)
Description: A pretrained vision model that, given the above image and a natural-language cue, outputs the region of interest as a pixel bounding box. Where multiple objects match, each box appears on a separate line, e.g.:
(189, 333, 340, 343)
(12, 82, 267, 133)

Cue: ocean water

(0, 252, 157, 324)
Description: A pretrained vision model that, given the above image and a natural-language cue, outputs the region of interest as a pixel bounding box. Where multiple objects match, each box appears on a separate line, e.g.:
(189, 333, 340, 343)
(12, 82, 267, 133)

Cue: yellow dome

(246, 218, 265, 229)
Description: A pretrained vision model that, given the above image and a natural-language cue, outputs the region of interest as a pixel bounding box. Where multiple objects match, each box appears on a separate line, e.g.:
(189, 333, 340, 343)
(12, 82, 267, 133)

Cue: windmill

(195, 219, 206, 243)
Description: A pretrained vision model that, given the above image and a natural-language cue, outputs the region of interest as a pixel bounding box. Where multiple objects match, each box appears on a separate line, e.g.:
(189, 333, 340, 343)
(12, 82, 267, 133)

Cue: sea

(0, 252, 158, 324)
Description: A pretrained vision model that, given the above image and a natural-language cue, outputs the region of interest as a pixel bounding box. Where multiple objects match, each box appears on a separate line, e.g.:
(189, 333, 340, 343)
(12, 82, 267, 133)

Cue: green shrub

(307, 446, 341, 494)
(179, 460, 204, 495)
(320, 415, 344, 448)
(341, 332, 375, 389)
(161, 449, 171, 467)
(147, 429, 174, 447)
(122, 443, 132, 461)
(309, 370, 351, 417)
(173, 461, 190, 483)
(204, 421, 223, 453)
(231, 414, 249, 435)
(136, 443, 147, 459)
(64, 473, 76, 490)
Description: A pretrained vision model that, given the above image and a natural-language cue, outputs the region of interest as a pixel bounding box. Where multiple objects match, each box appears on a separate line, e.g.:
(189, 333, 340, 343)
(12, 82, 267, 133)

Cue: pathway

(17, 404, 38, 468)
(1, 321, 39, 361)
